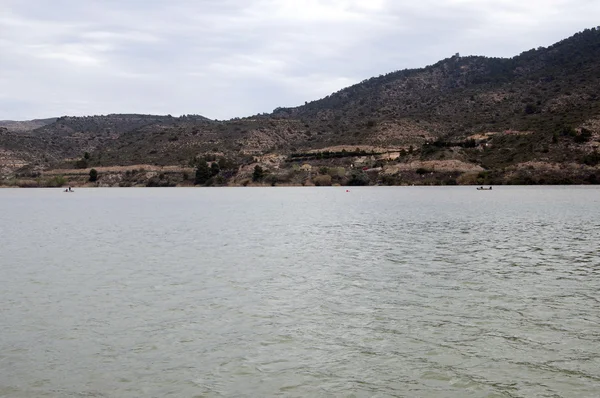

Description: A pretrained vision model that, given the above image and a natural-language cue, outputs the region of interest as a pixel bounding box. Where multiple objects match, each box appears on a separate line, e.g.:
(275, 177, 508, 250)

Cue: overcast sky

(1, 0, 598, 121)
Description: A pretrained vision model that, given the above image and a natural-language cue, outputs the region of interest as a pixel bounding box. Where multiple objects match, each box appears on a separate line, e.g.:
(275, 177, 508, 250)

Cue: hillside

(2, 27, 599, 186)
(0, 118, 56, 133)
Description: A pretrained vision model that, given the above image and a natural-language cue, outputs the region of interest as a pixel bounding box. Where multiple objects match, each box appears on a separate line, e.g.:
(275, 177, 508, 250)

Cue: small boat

(476, 186, 492, 190)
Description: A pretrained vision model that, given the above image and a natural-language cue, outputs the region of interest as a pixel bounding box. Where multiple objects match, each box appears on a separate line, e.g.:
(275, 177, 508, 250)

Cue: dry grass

(44, 164, 194, 175)
(386, 160, 484, 173)
(306, 145, 405, 154)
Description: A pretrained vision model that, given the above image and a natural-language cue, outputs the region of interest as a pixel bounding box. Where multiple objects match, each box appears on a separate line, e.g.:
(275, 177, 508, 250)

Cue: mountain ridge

(2, 27, 599, 186)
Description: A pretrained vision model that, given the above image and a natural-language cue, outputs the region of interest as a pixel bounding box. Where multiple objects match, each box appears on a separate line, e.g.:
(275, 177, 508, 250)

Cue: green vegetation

(288, 148, 373, 161)
(89, 169, 98, 182)
(347, 172, 369, 186)
(2, 28, 600, 186)
(313, 175, 332, 186)
(252, 165, 264, 182)
(210, 162, 220, 176)
(194, 162, 211, 185)
(47, 175, 67, 187)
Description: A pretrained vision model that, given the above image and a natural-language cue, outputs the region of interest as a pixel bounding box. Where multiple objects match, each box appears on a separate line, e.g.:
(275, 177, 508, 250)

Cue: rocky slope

(2, 27, 599, 186)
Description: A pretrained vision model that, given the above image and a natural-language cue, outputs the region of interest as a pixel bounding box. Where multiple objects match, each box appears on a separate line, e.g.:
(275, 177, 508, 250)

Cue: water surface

(1, 187, 599, 397)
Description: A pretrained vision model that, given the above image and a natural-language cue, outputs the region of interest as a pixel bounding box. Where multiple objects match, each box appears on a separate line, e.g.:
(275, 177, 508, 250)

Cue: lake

(1, 186, 599, 397)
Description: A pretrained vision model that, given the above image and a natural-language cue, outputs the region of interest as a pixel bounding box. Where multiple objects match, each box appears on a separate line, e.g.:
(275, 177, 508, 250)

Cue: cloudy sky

(1, 0, 598, 120)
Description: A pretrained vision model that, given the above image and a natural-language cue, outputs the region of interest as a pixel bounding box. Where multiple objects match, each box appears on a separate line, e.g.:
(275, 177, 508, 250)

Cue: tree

(210, 162, 220, 176)
(252, 165, 264, 182)
(89, 168, 98, 182)
(84, 152, 90, 160)
(347, 172, 369, 186)
(195, 161, 212, 185)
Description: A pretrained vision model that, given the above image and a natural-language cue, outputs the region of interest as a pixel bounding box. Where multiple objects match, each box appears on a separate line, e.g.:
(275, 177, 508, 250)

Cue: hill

(2, 27, 599, 186)
(0, 118, 57, 133)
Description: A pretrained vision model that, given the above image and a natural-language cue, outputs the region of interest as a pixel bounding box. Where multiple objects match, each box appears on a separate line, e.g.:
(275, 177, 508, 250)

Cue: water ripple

(1, 186, 599, 397)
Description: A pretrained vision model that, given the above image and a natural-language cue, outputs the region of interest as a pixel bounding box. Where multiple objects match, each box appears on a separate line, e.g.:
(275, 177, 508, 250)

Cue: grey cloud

(1, 0, 598, 120)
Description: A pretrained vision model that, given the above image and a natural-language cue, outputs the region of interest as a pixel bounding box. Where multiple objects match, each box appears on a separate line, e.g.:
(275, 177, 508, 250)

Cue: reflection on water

(1, 186, 599, 397)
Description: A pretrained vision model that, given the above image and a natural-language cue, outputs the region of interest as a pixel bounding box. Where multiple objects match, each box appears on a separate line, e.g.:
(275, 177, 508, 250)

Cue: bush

(582, 151, 600, 166)
(214, 175, 227, 186)
(328, 167, 345, 178)
(74, 159, 88, 169)
(380, 174, 401, 186)
(574, 128, 592, 143)
(46, 175, 67, 187)
(457, 172, 479, 185)
(89, 169, 98, 182)
(252, 165, 264, 182)
(524, 104, 537, 114)
(463, 139, 477, 148)
(313, 175, 332, 186)
(210, 162, 220, 176)
(195, 162, 211, 185)
(346, 172, 369, 186)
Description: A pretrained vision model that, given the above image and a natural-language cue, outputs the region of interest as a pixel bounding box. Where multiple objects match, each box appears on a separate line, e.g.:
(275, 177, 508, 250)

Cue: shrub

(574, 128, 592, 143)
(463, 139, 477, 148)
(210, 162, 220, 176)
(328, 167, 345, 178)
(380, 174, 401, 186)
(195, 162, 211, 185)
(74, 159, 88, 169)
(45, 175, 67, 187)
(524, 104, 537, 114)
(252, 165, 264, 182)
(313, 175, 332, 186)
(89, 169, 98, 182)
(582, 151, 600, 166)
(457, 172, 479, 185)
(346, 172, 369, 186)
(214, 175, 226, 186)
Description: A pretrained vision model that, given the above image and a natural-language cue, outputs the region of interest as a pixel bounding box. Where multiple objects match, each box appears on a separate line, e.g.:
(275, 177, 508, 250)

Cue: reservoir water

(1, 186, 599, 397)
